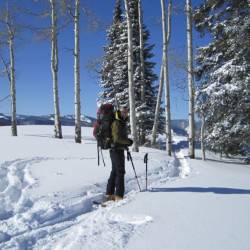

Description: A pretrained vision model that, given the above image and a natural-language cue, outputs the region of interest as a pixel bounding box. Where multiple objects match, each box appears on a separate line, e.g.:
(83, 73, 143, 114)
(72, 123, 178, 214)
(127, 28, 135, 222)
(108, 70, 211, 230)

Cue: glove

(128, 139, 133, 147)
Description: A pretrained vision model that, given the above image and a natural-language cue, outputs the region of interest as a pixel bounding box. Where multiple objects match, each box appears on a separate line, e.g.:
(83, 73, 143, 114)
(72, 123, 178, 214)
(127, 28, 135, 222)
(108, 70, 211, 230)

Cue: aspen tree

(50, 0, 62, 139)
(74, 0, 81, 143)
(151, 65, 163, 146)
(201, 113, 205, 160)
(138, 0, 145, 102)
(186, 0, 195, 158)
(124, 0, 139, 152)
(0, 4, 18, 136)
(160, 0, 172, 155)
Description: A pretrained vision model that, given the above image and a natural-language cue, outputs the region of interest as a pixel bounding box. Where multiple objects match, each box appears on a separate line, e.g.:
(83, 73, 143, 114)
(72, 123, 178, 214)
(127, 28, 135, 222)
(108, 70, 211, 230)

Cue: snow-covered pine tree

(137, 26, 166, 144)
(129, 0, 165, 145)
(194, 0, 250, 156)
(99, 0, 163, 145)
(99, 0, 126, 106)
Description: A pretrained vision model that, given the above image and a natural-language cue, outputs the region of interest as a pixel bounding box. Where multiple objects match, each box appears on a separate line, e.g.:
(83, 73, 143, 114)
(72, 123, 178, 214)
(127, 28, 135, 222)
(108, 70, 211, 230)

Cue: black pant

(106, 149, 125, 197)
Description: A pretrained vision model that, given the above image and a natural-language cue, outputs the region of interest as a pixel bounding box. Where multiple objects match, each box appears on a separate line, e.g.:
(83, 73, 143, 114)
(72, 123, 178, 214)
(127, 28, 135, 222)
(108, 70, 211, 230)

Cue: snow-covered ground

(0, 125, 249, 250)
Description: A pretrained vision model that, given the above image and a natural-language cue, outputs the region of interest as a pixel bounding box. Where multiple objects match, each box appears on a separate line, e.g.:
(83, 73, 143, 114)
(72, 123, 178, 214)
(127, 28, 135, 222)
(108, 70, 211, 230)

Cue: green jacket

(111, 119, 131, 149)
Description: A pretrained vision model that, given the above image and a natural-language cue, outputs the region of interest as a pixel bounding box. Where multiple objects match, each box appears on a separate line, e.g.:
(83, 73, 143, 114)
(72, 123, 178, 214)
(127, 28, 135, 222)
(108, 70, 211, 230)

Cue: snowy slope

(0, 126, 173, 249)
(123, 150, 250, 250)
(0, 125, 250, 250)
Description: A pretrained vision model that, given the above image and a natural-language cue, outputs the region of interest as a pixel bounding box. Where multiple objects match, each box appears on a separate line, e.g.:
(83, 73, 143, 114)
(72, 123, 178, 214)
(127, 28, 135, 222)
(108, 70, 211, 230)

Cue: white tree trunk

(124, 0, 139, 152)
(50, 0, 62, 139)
(201, 114, 206, 160)
(138, 0, 146, 145)
(186, 0, 195, 158)
(151, 65, 163, 146)
(160, 0, 172, 156)
(9, 35, 17, 136)
(6, 7, 17, 137)
(74, 0, 81, 143)
(138, 0, 146, 102)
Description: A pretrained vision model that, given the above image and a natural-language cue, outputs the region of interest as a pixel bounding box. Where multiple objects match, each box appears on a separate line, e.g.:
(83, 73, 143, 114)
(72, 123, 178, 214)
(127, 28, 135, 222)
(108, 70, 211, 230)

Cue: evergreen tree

(99, 0, 126, 105)
(100, 0, 163, 145)
(194, 0, 250, 155)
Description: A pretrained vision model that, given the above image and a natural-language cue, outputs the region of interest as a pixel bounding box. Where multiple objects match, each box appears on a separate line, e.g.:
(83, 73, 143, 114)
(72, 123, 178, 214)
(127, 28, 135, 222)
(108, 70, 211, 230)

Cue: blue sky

(0, 0, 205, 119)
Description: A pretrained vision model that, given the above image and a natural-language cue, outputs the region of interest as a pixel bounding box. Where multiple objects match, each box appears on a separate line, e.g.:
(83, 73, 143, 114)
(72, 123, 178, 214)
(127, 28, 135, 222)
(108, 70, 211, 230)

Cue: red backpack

(93, 104, 115, 149)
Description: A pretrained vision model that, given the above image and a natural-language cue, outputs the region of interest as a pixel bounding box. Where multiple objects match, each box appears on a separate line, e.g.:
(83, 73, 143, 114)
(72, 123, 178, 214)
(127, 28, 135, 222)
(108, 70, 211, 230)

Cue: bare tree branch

(0, 94, 10, 103)
(85, 56, 103, 76)
(0, 54, 10, 82)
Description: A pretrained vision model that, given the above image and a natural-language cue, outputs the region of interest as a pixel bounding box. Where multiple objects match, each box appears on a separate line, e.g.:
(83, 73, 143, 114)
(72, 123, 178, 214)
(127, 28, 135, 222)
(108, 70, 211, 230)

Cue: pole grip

(144, 153, 148, 164)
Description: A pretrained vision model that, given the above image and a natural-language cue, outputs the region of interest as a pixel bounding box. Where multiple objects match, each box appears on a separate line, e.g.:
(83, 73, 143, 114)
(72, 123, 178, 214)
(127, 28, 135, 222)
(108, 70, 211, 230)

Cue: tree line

(194, 0, 250, 158)
(99, 0, 249, 158)
(99, 0, 195, 156)
(0, 0, 82, 142)
(1, 0, 249, 159)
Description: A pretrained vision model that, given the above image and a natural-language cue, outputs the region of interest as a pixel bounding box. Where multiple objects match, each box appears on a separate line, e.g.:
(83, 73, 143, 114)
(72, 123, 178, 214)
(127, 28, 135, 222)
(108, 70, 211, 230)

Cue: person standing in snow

(106, 107, 133, 202)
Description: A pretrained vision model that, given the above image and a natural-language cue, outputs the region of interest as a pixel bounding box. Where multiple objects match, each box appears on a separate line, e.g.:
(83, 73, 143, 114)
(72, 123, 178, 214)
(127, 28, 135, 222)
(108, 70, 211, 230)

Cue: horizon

(0, 111, 191, 121)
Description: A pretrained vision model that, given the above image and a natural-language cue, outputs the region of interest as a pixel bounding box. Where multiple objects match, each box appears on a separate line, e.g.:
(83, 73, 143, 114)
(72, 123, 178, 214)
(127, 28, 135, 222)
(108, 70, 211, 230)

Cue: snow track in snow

(174, 149, 191, 179)
(0, 151, 176, 250)
(37, 193, 153, 250)
(0, 158, 48, 221)
(34, 154, 179, 250)
(1, 127, 249, 250)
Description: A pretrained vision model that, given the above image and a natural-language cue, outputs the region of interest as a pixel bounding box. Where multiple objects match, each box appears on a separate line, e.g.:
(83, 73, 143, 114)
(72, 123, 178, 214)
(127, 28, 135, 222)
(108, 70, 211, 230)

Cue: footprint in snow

(109, 213, 153, 225)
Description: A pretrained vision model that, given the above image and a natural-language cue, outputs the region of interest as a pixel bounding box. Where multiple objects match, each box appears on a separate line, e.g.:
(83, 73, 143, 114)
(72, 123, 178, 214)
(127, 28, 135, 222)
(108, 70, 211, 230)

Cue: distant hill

(0, 113, 96, 127)
(171, 120, 189, 136)
(0, 114, 201, 136)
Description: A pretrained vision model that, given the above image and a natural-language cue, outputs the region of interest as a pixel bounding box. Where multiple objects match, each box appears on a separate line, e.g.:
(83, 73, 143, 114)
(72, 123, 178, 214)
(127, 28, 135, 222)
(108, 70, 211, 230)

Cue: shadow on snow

(195, 157, 249, 165)
(150, 187, 250, 195)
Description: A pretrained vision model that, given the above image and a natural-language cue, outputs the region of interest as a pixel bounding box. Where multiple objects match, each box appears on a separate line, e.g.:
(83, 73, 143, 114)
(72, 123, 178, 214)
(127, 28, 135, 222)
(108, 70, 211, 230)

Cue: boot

(114, 195, 123, 202)
(105, 195, 116, 202)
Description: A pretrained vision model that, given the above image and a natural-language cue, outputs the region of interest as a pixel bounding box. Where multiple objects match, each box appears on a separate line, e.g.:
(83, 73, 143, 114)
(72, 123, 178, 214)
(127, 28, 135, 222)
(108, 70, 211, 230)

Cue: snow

(80, 115, 92, 124)
(172, 131, 187, 146)
(123, 150, 250, 250)
(0, 115, 9, 120)
(0, 125, 250, 250)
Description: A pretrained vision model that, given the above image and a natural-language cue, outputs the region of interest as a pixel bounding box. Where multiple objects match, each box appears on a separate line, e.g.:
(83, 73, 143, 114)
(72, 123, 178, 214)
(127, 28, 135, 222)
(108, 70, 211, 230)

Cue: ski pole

(127, 149, 142, 192)
(97, 143, 100, 166)
(144, 153, 148, 190)
(100, 148, 106, 167)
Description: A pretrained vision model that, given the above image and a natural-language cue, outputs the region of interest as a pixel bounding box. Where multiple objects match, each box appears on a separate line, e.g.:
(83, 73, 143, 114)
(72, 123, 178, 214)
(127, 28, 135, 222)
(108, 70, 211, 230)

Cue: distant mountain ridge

(0, 113, 193, 136)
(0, 113, 96, 127)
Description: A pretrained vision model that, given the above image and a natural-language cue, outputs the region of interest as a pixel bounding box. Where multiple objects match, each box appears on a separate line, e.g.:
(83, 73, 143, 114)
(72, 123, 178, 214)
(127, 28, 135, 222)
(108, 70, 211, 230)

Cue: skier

(105, 106, 133, 202)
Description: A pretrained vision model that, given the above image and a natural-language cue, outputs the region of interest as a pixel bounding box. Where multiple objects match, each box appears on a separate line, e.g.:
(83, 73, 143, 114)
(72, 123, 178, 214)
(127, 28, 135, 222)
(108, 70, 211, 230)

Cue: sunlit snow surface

(0, 125, 249, 250)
